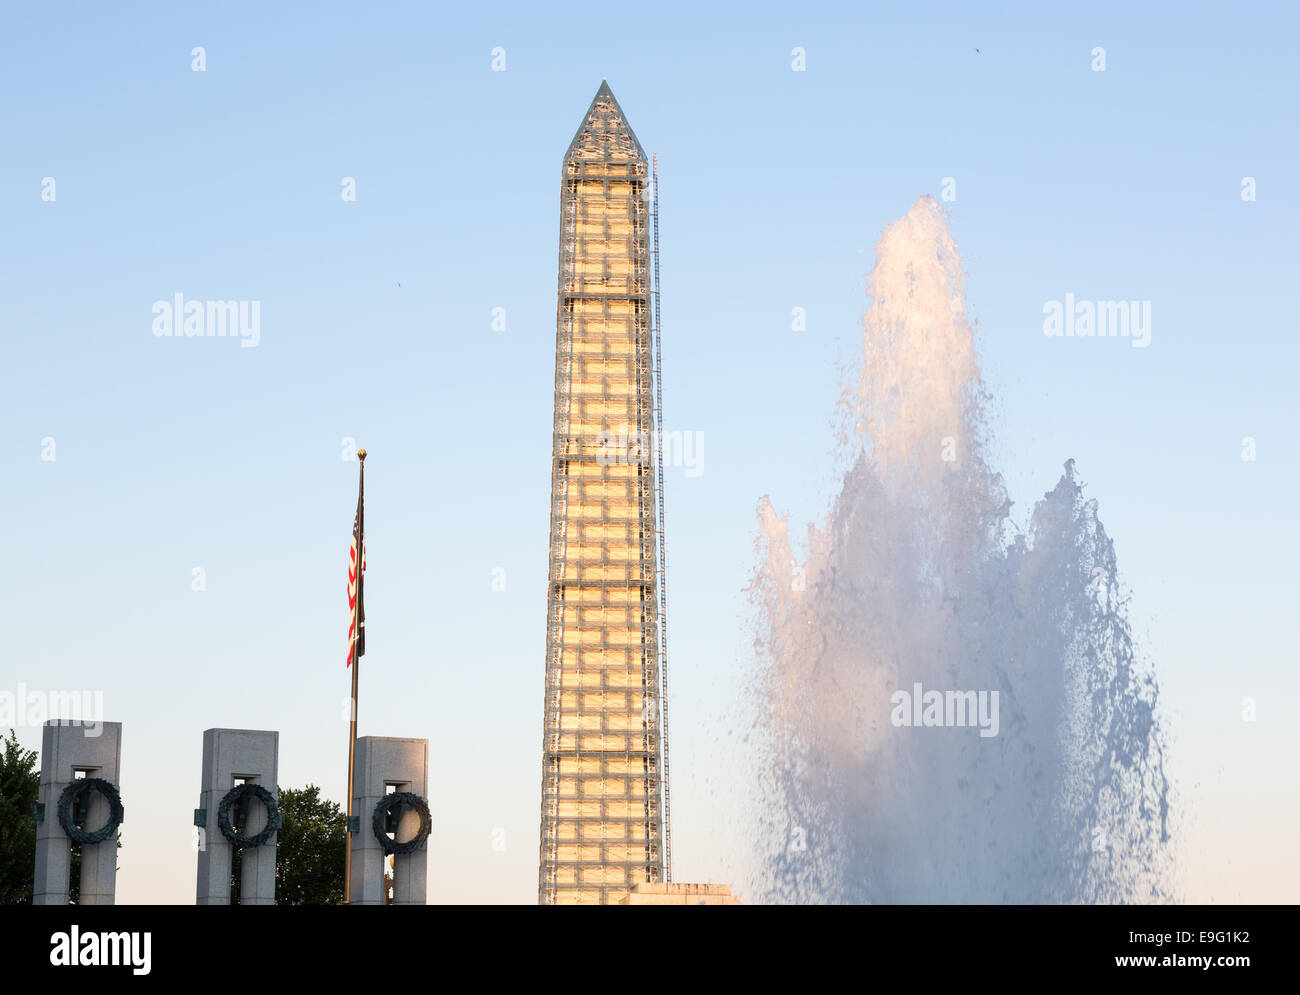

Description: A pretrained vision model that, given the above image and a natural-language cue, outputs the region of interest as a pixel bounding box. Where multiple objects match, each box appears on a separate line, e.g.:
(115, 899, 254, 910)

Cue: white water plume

(747, 195, 1172, 903)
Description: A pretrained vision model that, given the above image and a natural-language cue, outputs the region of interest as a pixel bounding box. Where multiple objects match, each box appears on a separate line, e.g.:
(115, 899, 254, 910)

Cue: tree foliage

(274, 784, 346, 905)
(0, 730, 39, 904)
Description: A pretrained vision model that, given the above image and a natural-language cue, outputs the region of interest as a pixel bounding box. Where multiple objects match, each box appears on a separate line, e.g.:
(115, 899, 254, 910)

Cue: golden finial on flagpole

(358, 448, 367, 461)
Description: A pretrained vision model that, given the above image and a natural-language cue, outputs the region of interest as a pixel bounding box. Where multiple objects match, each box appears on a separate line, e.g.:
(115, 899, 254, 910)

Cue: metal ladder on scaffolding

(651, 153, 672, 881)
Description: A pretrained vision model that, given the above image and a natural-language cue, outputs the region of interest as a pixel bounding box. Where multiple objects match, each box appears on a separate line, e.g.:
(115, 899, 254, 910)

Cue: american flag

(347, 478, 365, 667)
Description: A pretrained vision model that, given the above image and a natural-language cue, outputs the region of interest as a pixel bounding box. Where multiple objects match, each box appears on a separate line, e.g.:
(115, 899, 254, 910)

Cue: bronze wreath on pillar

(371, 792, 431, 855)
(56, 778, 124, 845)
(216, 783, 280, 848)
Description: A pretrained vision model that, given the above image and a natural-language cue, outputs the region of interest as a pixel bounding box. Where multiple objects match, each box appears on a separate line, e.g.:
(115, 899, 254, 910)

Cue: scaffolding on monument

(651, 151, 672, 882)
(538, 82, 670, 905)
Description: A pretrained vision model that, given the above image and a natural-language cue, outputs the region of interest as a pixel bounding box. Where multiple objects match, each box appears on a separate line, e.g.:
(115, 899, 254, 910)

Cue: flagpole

(343, 448, 365, 905)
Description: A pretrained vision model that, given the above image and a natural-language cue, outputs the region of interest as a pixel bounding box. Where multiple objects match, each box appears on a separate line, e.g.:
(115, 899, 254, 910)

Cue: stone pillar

(33, 720, 123, 906)
(195, 728, 279, 905)
(350, 736, 428, 905)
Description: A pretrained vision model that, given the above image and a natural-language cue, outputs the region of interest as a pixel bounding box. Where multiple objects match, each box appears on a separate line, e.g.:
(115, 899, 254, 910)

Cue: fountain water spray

(748, 196, 1172, 903)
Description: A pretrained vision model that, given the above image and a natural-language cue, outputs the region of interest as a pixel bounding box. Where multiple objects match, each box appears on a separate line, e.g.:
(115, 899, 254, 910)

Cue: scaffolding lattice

(651, 152, 671, 882)
(538, 82, 669, 905)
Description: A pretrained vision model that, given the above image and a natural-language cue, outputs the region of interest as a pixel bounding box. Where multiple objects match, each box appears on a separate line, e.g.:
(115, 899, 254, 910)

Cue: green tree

(0, 729, 39, 904)
(274, 785, 346, 905)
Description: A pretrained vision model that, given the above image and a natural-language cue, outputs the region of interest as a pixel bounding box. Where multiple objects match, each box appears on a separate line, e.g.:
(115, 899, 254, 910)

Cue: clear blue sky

(2, 1, 1296, 903)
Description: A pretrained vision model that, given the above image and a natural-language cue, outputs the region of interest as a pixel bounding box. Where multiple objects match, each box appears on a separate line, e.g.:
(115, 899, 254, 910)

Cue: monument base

(619, 883, 741, 905)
